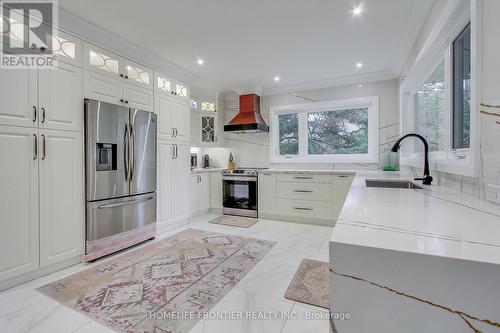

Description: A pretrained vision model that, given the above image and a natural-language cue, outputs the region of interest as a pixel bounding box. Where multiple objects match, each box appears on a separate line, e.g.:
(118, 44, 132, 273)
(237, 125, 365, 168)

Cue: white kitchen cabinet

(0, 126, 39, 281)
(158, 141, 174, 226)
(157, 141, 191, 229)
(174, 143, 191, 221)
(84, 42, 153, 90)
(258, 172, 353, 226)
(0, 64, 82, 131)
(258, 172, 276, 216)
(190, 110, 200, 145)
(191, 172, 210, 216)
(84, 70, 124, 105)
(154, 92, 190, 141)
(154, 72, 190, 99)
(84, 71, 153, 111)
(122, 59, 153, 89)
(50, 30, 82, 66)
(84, 43, 121, 78)
(0, 69, 37, 128)
(39, 130, 84, 267)
(156, 94, 175, 140)
(38, 62, 83, 132)
(126, 83, 153, 111)
(210, 172, 222, 210)
(172, 99, 191, 141)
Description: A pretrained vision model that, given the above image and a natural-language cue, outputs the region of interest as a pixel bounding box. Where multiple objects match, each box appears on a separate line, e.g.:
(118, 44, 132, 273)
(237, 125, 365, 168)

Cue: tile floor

(0, 213, 332, 333)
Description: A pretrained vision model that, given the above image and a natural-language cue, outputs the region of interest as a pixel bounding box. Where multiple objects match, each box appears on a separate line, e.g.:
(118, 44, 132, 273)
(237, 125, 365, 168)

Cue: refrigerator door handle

(129, 124, 136, 180)
(97, 195, 155, 209)
(124, 124, 129, 181)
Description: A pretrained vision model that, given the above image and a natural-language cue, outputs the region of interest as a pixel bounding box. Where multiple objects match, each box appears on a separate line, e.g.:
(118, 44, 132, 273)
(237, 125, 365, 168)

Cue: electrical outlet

(486, 185, 500, 205)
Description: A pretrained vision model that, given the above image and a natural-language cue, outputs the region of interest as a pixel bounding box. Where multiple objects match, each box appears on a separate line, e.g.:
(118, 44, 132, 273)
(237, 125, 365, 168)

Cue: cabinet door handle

(41, 134, 46, 160)
(293, 176, 313, 180)
(32, 106, 37, 122)
(33, 134, 37, 160)
(172, 127, 175, 137)
(171, 144, 175, 159)
(293, 206, 313, 211)
(41, 107, 46, 123)
(175, 144, 178, 159)
(292, 189, 313, 193)
(175, 128, 178, 137)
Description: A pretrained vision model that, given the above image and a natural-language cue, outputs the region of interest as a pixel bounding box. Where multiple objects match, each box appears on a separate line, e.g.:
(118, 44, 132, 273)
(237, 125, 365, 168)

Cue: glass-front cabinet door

(50, 30, 81, 66)
(201, 113, 216, 144)
(84, 43, 120, 78)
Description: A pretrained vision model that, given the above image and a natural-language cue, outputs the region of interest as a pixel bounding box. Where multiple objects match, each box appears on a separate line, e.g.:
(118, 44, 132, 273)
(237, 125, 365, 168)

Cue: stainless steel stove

(222, 168, 267, 218)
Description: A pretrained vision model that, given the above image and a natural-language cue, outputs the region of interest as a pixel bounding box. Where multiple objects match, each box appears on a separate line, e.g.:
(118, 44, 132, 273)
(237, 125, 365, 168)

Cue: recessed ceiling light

(197, 58, 205, 66)
(356, 62, 363, 69)
(358, 84, 363, 88)
(352, 5, 364, 17)
(274, 76, 280, 82)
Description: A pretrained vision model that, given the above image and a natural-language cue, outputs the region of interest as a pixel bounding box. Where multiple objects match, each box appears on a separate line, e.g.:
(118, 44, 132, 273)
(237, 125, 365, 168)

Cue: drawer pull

(293, 176, 313, 180)
(292, 189, 313, 193)
(293, 206, 313, 211)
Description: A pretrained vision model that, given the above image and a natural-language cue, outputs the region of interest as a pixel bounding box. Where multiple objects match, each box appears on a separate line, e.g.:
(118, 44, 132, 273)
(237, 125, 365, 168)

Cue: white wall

(217, 79, 400, 170)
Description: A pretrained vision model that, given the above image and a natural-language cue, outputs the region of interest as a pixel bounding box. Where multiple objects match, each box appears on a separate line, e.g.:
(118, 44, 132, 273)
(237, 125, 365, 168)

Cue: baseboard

(156, 219, 189, 235)
(0, 256, 82, 292)
(210, 208, 222, 214)
(190, 208, 211, 218)
(258, 213, 337, 227)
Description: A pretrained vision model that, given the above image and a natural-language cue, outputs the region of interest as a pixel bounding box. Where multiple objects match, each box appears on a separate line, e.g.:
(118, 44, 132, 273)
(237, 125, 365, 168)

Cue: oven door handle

(222, 176, 257, 182)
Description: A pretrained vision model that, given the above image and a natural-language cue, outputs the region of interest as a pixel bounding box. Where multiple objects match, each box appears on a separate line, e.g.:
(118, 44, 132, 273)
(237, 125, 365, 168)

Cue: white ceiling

(59, 0, 434, 95)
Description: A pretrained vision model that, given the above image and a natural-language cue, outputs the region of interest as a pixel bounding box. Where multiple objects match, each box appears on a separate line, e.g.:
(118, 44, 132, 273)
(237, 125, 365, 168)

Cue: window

(415, 62, 446, 152)
(308, 108, 368, 155)
(271, 97, 379, 163)
(452, 23, 471, 149)
(279, 114, 299, 155)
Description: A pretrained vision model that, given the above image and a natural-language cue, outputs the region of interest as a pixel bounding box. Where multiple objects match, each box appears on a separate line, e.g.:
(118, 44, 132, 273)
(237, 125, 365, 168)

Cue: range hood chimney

(224, 94, 269, 133)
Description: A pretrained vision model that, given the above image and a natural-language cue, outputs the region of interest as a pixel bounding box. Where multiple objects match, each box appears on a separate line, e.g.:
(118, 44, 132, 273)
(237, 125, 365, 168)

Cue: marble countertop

(190, 168, 222, 174)
(257, 169, 356, 175)
(331, 170, 500, 266)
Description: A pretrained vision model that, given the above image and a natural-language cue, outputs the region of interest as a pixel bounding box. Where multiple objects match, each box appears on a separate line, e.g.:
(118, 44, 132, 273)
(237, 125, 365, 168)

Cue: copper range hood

(224, 94, 269, 133)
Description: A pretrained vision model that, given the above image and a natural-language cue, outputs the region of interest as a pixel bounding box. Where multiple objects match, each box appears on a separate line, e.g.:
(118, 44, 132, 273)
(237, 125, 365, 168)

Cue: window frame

(270, 96, 379, 164)
(399, 0, 479, 177)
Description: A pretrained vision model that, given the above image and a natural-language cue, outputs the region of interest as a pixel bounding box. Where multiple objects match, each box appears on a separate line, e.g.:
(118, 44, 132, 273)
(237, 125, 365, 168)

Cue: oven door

(222, 176, 258, 217)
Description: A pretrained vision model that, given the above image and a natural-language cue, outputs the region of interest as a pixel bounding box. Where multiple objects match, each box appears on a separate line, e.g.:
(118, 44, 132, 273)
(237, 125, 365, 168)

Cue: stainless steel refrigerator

(84, 99, 157, 261)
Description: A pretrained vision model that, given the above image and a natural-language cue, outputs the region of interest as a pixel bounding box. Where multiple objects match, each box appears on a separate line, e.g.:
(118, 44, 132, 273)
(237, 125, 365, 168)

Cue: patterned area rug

(208, 215, 259, 228)
(37, 228, 275, 333)
(284, 259, 329, 309)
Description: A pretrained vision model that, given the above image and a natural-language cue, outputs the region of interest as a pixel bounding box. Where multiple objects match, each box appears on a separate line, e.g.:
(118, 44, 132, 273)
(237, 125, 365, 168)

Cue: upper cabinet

(83, 42, 153, 89)
(155, 72, 190, 99)
(50, 30, 81, 67)
(190, 98, 218, 146)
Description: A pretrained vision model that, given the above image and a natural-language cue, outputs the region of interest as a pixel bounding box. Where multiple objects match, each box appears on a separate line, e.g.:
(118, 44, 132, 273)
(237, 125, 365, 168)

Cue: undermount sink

(365, 179, 423, 190)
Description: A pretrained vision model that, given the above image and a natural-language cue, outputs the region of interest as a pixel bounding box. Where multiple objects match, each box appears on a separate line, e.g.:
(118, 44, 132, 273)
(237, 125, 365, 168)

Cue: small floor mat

(284, 259, 329, 309)
(209, 215, 259, 228)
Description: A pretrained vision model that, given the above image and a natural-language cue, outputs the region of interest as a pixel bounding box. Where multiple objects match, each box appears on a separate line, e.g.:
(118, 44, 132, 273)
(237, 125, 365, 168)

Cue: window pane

(415, 62, 446, 152)
(279, 114, 299, 155)
(307, 108, 368, 155)
(453, 23, 471, 149)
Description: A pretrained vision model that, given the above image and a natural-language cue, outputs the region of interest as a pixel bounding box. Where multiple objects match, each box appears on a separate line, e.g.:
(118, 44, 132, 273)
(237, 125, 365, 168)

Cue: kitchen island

(329, 170, 500, 332)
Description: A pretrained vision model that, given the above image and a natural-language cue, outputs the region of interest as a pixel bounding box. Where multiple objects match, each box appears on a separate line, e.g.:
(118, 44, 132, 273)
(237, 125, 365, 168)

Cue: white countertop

(191, 168, 222, 174)
(257, 169, 356, 175)
(331, 170, 500, 266)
